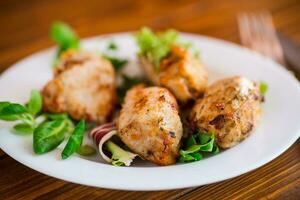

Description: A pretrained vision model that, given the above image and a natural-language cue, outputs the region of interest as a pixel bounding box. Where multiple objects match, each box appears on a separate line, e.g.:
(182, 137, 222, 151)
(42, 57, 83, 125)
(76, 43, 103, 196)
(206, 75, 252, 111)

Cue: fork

(238, 12, 287, 66)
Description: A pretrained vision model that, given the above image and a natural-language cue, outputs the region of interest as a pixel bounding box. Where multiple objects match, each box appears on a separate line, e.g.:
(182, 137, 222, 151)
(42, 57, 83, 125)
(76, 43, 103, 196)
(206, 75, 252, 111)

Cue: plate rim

(0, 32, 300, 191)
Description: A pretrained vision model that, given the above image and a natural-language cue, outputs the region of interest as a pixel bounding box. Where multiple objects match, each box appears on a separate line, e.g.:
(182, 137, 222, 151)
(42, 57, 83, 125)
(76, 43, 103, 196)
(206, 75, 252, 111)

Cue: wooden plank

(0, 155, 195, 200)
(178, 141, 300, 200)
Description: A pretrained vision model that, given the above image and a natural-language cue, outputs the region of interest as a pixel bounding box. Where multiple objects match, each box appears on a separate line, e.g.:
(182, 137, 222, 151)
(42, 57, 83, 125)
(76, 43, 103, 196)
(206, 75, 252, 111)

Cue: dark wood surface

(0, 0, 300, 199)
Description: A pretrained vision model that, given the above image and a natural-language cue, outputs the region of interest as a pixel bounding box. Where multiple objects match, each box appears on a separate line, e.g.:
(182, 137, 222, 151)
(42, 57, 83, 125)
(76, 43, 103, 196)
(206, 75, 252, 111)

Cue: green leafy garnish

(0, 90, 44, 134)
(179, 152, 203, 162)
(27, 89, 42, 116)
(0, 102, 35, 131)
(0, 102, 10, 111)
(135, 27, 179, 70)
(212, 143, 220, 154)
(0, 103, 29, 121)
(107, 41, 118, 50)
(198, 132, 212, 144)
(61, 120, 85, 159)
(51, 21, 79, 52)
(76, 144, 96, 156)
(47, 113, 74, 133)
(50, 21, 79, 66)
(104, 55, 128, 71)
(33, 119, 67, 154)
(179, 131, 219, 163)
(117, 74, 142, 104)
(259, 81, 268, 95)
(47, 113, 69, 120)
(0, 90, 77, 155)
(13, 123, 34, 135)
(105, 140, 137, 166)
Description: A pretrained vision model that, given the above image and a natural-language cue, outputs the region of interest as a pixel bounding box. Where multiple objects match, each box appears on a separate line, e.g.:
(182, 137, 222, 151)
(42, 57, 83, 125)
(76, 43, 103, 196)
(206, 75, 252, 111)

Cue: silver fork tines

(238, 12, 286, 66)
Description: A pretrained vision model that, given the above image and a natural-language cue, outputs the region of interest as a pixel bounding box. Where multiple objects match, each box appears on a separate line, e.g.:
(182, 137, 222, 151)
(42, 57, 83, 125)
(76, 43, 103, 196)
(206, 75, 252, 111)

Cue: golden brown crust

(189, 76, 262, 149)
(42, 50, 116, 123)
(139, 46, 208, 103)
(117, 86, 183, 165)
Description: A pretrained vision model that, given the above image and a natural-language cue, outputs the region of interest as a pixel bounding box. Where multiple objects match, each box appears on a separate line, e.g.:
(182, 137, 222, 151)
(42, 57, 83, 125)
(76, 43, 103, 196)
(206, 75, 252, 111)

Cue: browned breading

(139, 46, 208, 103)
(117, 86, 183, 165)
(42, 50, 116, 123)
(189, 76, 261, 149)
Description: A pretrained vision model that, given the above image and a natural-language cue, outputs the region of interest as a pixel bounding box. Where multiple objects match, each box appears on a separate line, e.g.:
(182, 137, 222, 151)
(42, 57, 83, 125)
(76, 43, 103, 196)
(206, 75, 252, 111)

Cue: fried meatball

(117, 85, 183, 165)
(42, 50, 116, 123)
(189, 76, 262, 149)
(139, 46, 208, 103)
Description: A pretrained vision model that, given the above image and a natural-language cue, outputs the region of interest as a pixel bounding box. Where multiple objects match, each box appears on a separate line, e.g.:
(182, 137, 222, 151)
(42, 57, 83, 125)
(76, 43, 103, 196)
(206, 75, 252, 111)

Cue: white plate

(0, 33, 300, 191)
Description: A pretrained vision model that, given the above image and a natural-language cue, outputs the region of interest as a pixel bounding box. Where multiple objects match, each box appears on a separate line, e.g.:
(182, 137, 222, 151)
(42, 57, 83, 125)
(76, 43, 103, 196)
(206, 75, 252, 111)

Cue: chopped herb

(104, 55, 128, 71)
(107, 41, 118, 50)
(259, 81, 268, 95)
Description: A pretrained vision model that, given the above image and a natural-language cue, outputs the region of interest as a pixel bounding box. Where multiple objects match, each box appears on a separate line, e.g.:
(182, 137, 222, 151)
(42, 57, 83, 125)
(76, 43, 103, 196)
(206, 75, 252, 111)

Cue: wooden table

(0, 0, 300, 199)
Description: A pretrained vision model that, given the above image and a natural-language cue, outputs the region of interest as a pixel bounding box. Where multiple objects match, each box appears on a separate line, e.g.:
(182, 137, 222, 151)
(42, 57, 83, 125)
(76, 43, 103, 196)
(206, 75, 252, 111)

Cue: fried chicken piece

(189, 76, 262, 149)
(139, 46, 208, 103)
(117, 85, 183, 165)
(42, 50, 116, 123)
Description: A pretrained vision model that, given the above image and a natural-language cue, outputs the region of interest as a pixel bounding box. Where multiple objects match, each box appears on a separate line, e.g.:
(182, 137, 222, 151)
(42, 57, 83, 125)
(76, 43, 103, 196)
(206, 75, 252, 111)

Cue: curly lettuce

(135, 27, 179, 70)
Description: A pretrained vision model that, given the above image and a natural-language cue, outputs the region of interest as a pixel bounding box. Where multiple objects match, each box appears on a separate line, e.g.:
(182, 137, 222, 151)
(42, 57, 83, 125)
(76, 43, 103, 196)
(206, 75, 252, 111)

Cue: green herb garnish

(0, 102, 35, 133)
(27, 89, 42, 116)
(13, 123, 34, 135)
(135, 27, 200, 71)
(76, 144, 97, 156)
(117, 74, 142, 104)
(105, 140, 137, 166)
(0, 90, 44, 134)
(107, 41, 118, 50)
(33, 119, 67, 154)
(61, 120, 85, 159)
(0, 90, 78, 155)
(259, 81, 268, 95)
(50, 21, 79, 66)
(47, 113, 74, 133)
(179, 131, 219, 163)
(135, 27, 179, 70)
(104, 55, 128, 71)
(0, 102, 30, 121)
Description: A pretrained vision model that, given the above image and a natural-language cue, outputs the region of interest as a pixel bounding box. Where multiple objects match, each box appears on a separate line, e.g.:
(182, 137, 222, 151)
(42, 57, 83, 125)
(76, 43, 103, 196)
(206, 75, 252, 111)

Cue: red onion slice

(98, 130, 117, 163)
(89, 122, 116, 145)
(89, 123, 117, 163)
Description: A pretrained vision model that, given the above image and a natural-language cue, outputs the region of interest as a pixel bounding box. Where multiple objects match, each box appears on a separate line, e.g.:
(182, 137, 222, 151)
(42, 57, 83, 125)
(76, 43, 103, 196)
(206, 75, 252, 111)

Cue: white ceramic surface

(0, 33, 300, 191)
